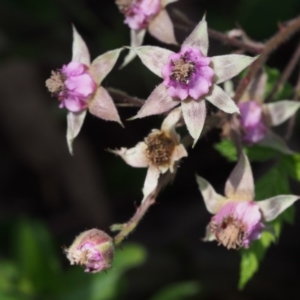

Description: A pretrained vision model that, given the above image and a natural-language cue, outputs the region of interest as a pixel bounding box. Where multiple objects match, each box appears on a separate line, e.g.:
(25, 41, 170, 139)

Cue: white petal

(135, 46, 174, 78)
(72, 25, 90, 66)
(245, 71, 267, 103)
(182, 14, 208, 56)
(263, 100, 300, 127)
(181, 99, 206, 147)
(196, 175, 226, 214)
(203, 224, 216, 242)
(205, 85, 240, 114)
(66, 110, 87, 155)
(148, 9, 177, 45)
(111, 142, 149, 168)
(258, 195, 299, 222)
(225, 152, 254, 201)
(161, 106, 182, 132)
(120, 29, 146, 69)
(211, 54, 257, 84)
(142, 166, 160, 202)
(170, 144, 188, 172)
(90, 48, 123, 85)
(161, 0, 178, 6)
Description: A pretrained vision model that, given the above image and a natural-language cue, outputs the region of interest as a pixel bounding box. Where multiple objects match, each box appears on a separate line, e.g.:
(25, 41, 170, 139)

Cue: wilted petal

(205, 84, 240, 114)
(132, 84, 179, 119)
(161, 0, 178, 6)
(181, 99, 206, 146)
(196, 175, 226, 214)
(142, 165, 160, 202)
(258, 195, 299, 222)
(225, 152, 254, 201)
(72, 26, 90, 66)
(258, 129, 294, 155)
(182, 15, 208, 56)
(148, 9, 177, 45)
(120, 29, 146, 69)
(160, 106, 182, 132)
(66, 110, 87, 155)
(88, 87, 122, 125)
(135, 46, 174, 77)
(263, 100, 300, 127)
(203, 224, 216, 242)
(111, 142, 149, 168)
(211, 55, 257, 84)
(90, 48, 123, 85)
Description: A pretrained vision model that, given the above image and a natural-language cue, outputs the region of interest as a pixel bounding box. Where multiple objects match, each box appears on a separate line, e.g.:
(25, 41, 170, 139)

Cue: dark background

(1, 0, 300, 299)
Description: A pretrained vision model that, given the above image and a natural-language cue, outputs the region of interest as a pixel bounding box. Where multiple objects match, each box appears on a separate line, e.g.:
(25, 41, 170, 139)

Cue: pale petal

(263, 100, 300, 127)
(258, 195, 299, 222)
(142, 165, 160, 202)
(161, 0, 178, 6)
(258, 129, 294, 155)
(120, 29, 146, 69)
(182, 15, 208, 56)
(132, 83, 179, 119)
(72, 26, 90, 66)
(66, 110, 87, 155)
(225, 152, 254, 201)
(135, 46, 174, 78)
(111, 142, 149, 168)
(211, 54, 257, 84)
(148, 9, 177, 45)
(181, 99, 206, 147)
(90, 48, 123, 85)
(245, 71, 267, 103)
(205, 84, 240, 114)
(196, 175, 226, 214)
(160, 106, 182, 132)
(170, 144, 188, 172)
(88, 87, 122, 125)
(202, 224, 216, 242)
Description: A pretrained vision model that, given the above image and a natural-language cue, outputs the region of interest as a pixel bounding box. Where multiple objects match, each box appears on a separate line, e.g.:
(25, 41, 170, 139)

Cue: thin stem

(233, 16, 300, 103)
(266, 40, 300, 103)
(107, 87, 145, 107)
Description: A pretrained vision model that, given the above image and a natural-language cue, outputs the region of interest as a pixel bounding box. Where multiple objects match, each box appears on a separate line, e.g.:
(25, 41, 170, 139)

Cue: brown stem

(107, 87, 145, 107)
(266, 40, 300, 103)
(233, 16, 300, 103)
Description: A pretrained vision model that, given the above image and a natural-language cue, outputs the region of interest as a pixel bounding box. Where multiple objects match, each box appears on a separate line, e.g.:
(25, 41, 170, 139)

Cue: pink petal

(224, 152, 254, 201)
(196, 175, 226, 214)
(182, 14, 208, 56)
(205, 84, 240, 114)
(65, 73, 97, 97)
(142, 165, 160, 202)
(66, 110, 87, 155)
(90, 48, 123, 85)
(88, 87, 122, 125)
(72, 25, 90, 66)
(181, 99, 206, 146)
(135, 46, 174, 78)
(120, 29, 146, 69)
(63, 97, 87, 112)
(148, 9, 177, 45)
(211, 54, 257, 84)
(111, 142, 149, 168)
(132, 83, 179, 119)
(263, 100, 300, 127)
(258, 195, 299, 222)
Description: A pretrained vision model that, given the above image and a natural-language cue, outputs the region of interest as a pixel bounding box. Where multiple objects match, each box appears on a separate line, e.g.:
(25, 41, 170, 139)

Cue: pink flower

(239, 101, 267, 144)
(116, 0, 178, 68)
(112, 107, 187, 201)
(46, 26, 123, 154)
(196, 152, 299, 249)
(132, 15, 257, 145)
(65, 229, 114, 273)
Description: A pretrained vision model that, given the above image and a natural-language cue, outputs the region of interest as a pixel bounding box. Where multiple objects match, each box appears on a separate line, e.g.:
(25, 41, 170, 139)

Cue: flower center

(211, 215, 246, 250)
(170, 52, 195, 84)
(115, 0, 135, 13)
(145, 132, 175, 167)
(45, 70, 66, 97)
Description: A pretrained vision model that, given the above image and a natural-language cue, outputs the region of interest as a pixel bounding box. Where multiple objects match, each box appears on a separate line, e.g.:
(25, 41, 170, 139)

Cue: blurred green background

(0, 0, 300, 299)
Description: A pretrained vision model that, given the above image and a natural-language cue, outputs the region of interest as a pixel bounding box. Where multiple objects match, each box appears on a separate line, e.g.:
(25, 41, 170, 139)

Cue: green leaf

(214, 139, 237, 162)
(150, 281, 201, 300)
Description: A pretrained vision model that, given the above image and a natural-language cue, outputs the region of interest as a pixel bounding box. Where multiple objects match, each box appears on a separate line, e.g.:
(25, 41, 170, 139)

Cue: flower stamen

(45, 70, 66, 97)
(170, 52, 195, 84)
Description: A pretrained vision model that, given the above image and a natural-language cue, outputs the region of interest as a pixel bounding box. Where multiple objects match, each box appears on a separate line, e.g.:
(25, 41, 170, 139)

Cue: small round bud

(65, 229, 114, 273)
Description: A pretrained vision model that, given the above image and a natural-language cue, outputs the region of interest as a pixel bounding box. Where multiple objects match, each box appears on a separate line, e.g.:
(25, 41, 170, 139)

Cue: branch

(107, 87, 145, 107)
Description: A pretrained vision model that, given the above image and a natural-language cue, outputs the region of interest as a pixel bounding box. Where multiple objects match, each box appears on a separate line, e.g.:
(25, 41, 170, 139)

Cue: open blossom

(132, 15, 257, 146)
(116, 0, 177, 68)
(46, 26, 123, 154)
(111, 107, 187, 201)
(65, 229, 114, 273)
(196, 152, 299, 249)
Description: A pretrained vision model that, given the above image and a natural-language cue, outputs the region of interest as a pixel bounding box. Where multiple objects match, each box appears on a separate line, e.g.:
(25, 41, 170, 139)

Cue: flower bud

(65, 229, 114, 273)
